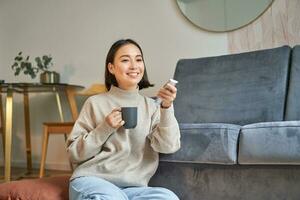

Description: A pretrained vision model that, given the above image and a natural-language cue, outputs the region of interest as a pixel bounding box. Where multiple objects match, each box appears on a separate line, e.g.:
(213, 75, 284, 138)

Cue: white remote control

(155, 78, 178, 105)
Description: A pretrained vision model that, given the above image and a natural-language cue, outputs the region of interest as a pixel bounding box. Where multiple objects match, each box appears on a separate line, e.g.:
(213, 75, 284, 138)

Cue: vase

(40, 71, 60, 84)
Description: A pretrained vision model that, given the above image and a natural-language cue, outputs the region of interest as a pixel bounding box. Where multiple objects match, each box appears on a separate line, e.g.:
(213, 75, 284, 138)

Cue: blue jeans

(69, 176, 179, 200)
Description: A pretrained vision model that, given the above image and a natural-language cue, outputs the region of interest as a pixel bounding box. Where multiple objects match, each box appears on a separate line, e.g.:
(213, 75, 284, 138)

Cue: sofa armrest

(160, 123, 241, 164)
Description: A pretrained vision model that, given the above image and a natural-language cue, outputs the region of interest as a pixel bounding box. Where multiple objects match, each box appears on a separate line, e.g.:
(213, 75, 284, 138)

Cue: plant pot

(40, 71, 60, 84)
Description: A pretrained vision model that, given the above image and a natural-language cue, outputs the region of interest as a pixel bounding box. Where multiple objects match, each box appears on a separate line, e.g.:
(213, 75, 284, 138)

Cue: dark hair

(105, 39, 154, 90)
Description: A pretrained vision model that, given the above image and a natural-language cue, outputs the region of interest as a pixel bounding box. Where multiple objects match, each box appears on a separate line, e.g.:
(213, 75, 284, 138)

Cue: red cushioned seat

(0, 175, 70, 200)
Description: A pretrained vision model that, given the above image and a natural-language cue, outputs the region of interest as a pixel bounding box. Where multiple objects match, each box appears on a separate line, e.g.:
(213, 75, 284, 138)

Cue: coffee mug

(121, 107, 137, 129)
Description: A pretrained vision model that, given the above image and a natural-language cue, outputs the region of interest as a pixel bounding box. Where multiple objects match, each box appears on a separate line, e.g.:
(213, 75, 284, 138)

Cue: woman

(67, 39, 181, 200)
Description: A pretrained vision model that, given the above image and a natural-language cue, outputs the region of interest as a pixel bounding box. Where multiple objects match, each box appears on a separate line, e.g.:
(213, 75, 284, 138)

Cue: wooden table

(0, 83, 84, 182)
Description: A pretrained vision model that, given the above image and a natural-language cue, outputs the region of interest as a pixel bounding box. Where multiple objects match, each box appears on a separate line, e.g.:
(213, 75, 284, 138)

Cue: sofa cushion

(173, 46, 291, 125)
(285, 45, 300, 120)
(160, 123, 241, 164)
(238, 121, 300, 164)
(0, 176, 70, 200)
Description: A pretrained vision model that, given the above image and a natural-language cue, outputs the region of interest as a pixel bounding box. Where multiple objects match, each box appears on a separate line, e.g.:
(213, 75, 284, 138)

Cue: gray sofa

(149, 45, 300, 200)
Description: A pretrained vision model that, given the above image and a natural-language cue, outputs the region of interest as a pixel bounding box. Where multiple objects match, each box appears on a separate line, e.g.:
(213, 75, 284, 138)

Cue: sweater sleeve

(148, 104, 181, 154)
(66, 98, 116, 164)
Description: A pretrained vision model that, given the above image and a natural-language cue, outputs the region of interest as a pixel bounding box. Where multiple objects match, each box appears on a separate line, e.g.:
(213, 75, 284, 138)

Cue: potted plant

(11, 51, 60, 83)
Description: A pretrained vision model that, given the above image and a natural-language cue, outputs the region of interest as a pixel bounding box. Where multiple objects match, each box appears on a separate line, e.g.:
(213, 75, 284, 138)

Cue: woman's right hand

(105, 107, 125, 129)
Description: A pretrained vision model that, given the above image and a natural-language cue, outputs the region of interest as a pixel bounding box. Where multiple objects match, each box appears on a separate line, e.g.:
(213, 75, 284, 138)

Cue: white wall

(0, 0, 228, 170)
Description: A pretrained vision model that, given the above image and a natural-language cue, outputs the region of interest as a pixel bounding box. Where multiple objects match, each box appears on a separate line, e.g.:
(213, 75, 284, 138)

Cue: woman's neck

(118, 84, 138, 91)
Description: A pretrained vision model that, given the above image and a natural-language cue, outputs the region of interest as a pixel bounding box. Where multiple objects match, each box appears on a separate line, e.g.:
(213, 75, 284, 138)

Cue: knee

(152, 187, 180, 200)
(69, 177, 128, 200)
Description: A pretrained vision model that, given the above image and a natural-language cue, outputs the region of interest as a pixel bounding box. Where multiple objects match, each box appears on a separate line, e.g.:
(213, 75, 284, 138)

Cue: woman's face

(108, 44, 145, 90)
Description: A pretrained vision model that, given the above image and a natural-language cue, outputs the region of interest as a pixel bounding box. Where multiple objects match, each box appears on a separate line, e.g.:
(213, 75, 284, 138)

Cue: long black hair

(105, 39, 154, 90)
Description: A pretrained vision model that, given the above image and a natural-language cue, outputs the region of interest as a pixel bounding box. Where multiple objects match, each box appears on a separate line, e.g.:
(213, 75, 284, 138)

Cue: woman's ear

(108, 63, 114, 74)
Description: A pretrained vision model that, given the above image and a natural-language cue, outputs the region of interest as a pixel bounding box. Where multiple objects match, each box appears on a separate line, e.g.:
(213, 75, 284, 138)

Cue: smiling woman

(66, 38, 181, 200)
(176, 0, 274, 32)
(107, 43, 145, 90)
(104, 39, 154, 91)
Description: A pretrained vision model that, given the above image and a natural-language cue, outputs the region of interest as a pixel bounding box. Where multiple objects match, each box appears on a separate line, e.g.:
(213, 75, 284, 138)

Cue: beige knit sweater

(67, 86, 181, 187)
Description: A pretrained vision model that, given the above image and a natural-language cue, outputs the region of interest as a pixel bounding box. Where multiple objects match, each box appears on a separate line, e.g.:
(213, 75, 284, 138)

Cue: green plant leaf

(20, 62, 26, 69)
(25, 64, 30, 71)
(15, 56, 23, 61)
(14, 68, 21, 76)
(35, 57, 44, 70)
(11, 62, 18, 69)
(29, 70, 36, 79)
(35, 57, 41, 64)
(42, 55, 52, 69)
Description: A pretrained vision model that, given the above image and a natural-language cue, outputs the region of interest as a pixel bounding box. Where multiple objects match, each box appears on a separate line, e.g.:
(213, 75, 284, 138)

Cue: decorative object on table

(39, 70, 60, 84)
(11, 52, 60, 83)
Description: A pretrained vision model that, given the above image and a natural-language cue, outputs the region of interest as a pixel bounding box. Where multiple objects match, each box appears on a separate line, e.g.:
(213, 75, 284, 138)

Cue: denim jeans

(69, 176, 179, 200)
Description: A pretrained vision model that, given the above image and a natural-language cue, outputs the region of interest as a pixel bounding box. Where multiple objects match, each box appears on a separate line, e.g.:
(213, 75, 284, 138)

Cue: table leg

(23, 90, 32, 173)
(0, 93, 5, 155)
(61, 88, 74, 171)
(55, 91, 64, 122)
(4, 89, 13, 182)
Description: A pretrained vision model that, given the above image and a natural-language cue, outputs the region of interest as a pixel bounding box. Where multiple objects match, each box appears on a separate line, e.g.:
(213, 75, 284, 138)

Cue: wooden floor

(0, 166, 71, 183)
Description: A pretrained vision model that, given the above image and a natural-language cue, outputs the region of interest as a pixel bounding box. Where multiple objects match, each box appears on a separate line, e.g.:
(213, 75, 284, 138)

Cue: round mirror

(176, 0, 274, 32)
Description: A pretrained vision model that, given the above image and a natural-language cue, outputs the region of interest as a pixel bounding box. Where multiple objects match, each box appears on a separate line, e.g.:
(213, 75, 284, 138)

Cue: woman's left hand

(157, 83, 177, 108)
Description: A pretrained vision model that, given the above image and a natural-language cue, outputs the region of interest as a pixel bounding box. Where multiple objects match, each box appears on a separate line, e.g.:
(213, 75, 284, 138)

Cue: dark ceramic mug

(121, 107, 137, 129)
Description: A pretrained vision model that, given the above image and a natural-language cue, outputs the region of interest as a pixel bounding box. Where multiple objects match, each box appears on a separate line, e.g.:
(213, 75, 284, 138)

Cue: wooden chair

(39, 84, 107, 178)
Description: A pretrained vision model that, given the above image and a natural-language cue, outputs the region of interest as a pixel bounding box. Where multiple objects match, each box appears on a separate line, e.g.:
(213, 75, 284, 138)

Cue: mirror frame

(176, 0, 274, 32)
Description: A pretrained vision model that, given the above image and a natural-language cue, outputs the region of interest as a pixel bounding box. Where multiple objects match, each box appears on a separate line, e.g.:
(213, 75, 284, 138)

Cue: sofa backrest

(173, 46, 291, 125)
(285, 45, 300, 120)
